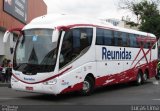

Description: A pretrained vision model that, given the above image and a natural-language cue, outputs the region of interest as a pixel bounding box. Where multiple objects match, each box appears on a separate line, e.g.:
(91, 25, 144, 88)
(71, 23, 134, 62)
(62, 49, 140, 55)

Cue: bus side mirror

(3, 30, 11, 43)
(3, 31, 14, 54)
(3, 28, 22, 54)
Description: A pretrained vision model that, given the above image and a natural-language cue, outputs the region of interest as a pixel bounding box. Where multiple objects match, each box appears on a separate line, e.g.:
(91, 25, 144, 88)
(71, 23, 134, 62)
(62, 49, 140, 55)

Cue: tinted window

(114, 31, 122, 46)
(104, 29, 113, 46)
(129, 34, 138, 48)
(96, 28, 104, 45)
(59, 28, 93, 68)
(96, 29, 156, 49)
(96, 28, 113, 46)
(121, 32, 129, 47)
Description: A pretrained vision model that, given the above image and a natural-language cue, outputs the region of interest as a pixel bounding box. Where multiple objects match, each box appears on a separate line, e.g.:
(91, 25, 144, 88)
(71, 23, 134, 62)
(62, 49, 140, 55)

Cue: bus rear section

(95, 28, 158, 87)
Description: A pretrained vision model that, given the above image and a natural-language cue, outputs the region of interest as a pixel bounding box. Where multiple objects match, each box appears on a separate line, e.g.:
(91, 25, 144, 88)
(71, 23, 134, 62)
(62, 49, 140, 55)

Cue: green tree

(119, 0, 160, 37)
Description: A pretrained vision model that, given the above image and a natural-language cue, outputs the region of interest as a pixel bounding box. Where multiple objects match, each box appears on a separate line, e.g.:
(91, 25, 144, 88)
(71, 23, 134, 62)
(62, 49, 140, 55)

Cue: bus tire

(81, 76, 94, 96)
(142, 71, 148, 83)
(135, 72, 142, 85)
(155, 75, 160, 80)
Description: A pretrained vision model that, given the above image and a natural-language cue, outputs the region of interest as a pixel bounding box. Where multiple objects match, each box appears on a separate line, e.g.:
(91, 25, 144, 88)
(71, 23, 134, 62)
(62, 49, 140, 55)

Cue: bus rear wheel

(142, 72, 148, 83)
(155, 75, 160, 80)
(81, 76, 94, 96)
(135, 72, 142, 85)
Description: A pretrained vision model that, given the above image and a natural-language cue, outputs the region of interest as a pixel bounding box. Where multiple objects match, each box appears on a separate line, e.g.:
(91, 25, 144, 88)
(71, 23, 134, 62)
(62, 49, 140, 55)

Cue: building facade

(106, 19, 120, 26)
(106, 18, 139, 30)
(0, 0, 47, 64)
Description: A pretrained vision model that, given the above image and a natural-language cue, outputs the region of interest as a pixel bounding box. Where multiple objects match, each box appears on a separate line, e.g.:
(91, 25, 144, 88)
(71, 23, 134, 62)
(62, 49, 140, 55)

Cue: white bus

(3, 14, 158, 95)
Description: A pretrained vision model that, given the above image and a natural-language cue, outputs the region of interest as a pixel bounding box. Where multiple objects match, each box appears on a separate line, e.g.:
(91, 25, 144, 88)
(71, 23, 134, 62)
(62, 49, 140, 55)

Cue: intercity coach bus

(3, 14, 159, 95)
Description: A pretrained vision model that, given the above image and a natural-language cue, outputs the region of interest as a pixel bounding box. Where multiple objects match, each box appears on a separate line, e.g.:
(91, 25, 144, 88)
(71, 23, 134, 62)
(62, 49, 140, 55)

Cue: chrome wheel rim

(83, 81, 90, 92)
(143, 73, 147, 81)
(138, 74, 141, 83)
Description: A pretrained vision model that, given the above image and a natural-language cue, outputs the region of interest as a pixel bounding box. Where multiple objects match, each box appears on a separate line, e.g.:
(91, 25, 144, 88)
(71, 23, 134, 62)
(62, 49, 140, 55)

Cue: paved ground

(0, 82, 10, 87)
(0, 79, 160, 111)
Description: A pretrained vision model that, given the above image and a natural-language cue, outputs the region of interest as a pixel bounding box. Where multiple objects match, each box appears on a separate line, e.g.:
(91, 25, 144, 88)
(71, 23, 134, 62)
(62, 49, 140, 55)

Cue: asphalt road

(0, 79, 160, 111)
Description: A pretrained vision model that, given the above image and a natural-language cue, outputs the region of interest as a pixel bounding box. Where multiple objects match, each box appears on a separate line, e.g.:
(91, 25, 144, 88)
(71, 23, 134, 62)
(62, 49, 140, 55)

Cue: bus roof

(24, 14, 156, 38)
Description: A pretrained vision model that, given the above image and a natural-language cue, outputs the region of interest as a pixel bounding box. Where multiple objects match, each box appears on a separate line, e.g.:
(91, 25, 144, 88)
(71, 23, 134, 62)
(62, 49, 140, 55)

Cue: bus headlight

(43, 78, 57, 85)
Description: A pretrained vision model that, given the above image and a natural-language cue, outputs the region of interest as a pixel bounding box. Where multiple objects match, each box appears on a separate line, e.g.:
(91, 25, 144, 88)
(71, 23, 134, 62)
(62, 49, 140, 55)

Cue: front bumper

(11, 76, 60, 95)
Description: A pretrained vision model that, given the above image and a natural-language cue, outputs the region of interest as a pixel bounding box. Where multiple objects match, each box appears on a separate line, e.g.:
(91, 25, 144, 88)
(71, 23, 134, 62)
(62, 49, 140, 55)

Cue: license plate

(26, 87, 33, 91)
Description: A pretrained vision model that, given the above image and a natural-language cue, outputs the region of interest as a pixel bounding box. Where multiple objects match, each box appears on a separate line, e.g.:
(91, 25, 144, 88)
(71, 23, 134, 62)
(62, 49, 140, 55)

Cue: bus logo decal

(102, 47, 132, 60)
(24, 77, 35, 81)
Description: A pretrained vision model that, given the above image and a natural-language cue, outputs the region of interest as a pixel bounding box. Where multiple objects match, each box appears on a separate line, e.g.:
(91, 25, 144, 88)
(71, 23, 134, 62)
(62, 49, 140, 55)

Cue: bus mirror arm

(3, 28, 22, 43)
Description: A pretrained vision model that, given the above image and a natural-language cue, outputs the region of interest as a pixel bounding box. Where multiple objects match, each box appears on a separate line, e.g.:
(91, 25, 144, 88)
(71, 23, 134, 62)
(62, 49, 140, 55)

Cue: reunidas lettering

(102, 47, 131, 60)
(24, 77, 35, 81)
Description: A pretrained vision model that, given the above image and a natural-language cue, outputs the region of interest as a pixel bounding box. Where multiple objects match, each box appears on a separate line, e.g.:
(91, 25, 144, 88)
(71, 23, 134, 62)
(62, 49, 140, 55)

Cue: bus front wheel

(81, 76, 94, 96)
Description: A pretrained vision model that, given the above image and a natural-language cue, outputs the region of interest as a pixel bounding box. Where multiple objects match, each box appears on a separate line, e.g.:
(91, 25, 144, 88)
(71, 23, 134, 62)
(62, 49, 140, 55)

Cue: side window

(96, 28, 113, 46)
(144, 39, 156, 49)
(96, 28, 104, 45)
(126, 33, 130, 47)
(59, 28, 93, 69)
(121, 32, 129, 47)
(143, 36, 155, 49)
(144, 40, 149, 49)
(137, 35, 144, 48)
(129, 34, 138, 48)
(147, 42, 152, 49)
(104, 29, 113, 46)
(114, 31, 122, 46)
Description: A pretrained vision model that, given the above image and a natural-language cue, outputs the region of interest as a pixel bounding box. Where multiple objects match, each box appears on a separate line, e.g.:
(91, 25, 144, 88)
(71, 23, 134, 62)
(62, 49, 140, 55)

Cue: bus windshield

(13, 29, 58, 74)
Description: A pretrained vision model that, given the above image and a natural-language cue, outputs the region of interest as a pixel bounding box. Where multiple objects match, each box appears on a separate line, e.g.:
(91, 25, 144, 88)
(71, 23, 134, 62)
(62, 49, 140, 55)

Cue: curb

(0, 83, 10, 87)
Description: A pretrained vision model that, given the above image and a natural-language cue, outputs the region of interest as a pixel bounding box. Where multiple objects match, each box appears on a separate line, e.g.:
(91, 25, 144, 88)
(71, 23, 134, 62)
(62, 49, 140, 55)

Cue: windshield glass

(13, 29, 58, 74)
